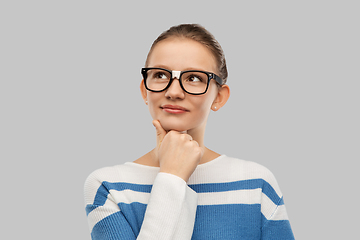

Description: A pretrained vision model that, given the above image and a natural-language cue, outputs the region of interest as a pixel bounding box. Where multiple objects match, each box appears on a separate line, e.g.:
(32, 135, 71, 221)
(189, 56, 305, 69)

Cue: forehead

(147, 38, 217, 72)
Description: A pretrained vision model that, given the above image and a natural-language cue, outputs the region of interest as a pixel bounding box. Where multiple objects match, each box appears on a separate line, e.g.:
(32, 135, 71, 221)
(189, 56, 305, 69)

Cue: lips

(161, 105, 189, 114)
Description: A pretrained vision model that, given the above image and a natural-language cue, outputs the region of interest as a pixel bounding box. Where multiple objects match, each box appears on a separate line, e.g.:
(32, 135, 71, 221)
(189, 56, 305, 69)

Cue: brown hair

(145, 24, 228, 84)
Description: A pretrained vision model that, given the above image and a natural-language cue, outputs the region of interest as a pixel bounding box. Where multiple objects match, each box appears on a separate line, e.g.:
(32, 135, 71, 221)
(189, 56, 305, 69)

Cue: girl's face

(141, 38, 221, 133)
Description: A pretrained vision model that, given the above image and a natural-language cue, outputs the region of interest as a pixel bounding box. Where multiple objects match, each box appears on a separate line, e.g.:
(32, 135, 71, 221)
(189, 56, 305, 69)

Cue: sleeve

(137, 172, 198, 239)
(260, 170, 295, 240)
(84, 170, 198, 240)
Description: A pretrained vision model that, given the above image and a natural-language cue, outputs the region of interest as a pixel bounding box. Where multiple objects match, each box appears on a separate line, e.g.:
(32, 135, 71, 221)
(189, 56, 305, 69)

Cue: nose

(164, 78, 185, 99)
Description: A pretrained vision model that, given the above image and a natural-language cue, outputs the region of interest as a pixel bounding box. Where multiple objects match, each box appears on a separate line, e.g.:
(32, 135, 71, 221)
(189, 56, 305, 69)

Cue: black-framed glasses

(141, 67, 224, 95)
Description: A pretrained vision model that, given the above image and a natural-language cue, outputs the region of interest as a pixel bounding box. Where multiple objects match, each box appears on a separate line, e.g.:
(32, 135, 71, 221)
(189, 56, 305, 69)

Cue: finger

(152, 120, 167, 147)
(186, 134, 193, 141)
(178, 132, 193, 142)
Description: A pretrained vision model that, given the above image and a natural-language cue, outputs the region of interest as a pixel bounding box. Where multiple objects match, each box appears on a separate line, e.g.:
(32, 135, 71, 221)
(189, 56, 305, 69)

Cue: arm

(260, 171, 295, 240)
(137, 172, 198, 239)
(261, 198, 294, 240)
(84, 170, 137, 240)
(85, 120, 202, 239)
(84, 170, 198, 240)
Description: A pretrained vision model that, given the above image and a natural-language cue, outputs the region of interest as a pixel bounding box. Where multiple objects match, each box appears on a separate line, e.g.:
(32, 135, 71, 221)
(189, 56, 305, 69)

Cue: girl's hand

(152, 120, 203, 182)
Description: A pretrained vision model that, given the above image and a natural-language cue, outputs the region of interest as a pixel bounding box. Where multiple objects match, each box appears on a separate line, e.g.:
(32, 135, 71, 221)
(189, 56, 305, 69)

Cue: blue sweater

(84, 155, 294, 239)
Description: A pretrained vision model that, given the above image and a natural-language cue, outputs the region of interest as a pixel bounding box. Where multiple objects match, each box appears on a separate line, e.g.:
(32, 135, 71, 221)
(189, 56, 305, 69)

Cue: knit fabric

(84, 155, 294, 239)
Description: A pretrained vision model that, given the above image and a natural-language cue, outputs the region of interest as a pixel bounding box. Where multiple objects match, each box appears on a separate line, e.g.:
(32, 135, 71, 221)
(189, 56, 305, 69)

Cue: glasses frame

(141, 67, 224, 95)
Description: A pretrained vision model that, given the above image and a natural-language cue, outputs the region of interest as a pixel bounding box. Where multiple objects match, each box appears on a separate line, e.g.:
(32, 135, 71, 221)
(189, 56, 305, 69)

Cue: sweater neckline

(125, 154, 226, 170)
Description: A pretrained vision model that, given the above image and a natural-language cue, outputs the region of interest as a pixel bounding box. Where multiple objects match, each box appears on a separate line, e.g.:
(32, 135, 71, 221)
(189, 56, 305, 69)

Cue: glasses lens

(144, 69, 209, 94)
(181, 71, 209, 94)
(145, 69, 172, 91)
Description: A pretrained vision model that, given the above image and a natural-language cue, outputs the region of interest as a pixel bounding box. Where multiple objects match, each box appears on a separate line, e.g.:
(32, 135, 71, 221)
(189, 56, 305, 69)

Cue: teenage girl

(85, 23, 294, 240)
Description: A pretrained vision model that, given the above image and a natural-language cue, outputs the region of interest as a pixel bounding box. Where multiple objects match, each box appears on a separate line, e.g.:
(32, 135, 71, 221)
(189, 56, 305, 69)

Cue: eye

(154, 71, 169, 80)
(186, 74, 204, 83)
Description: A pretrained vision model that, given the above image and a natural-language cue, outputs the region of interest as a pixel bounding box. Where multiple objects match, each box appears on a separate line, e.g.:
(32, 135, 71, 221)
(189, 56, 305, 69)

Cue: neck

(148, 146, 220, 167)
(187, 127, 205, 149)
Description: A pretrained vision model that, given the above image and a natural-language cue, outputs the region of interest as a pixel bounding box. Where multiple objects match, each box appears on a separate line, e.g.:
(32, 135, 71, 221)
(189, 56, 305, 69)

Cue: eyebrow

(149, 65, 210, 72)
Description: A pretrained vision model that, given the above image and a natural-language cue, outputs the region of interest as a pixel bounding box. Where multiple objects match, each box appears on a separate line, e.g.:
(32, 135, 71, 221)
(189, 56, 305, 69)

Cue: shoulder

(225, 156, 283, 196)
(84, 163, 159, 204)
(207, 155, 282, 192)
(85, 162, 158, 185)
(84, 165, 124, 204)
(211, 155, 276, 178)
(85, 162, 159, 191)
(85, 164, 124, 186)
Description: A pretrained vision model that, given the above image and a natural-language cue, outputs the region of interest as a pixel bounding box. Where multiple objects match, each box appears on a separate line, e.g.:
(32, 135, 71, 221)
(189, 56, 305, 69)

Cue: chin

(160, 121, 189, 132)
(163, 125, 188, 132)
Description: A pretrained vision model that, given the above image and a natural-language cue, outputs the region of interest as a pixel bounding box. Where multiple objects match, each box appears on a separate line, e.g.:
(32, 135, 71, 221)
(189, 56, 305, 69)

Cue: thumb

(152, 120, 167, 148)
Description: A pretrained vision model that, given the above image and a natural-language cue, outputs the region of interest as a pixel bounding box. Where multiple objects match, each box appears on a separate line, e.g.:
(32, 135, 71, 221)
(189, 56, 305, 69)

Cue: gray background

(1, 1, 359, 239)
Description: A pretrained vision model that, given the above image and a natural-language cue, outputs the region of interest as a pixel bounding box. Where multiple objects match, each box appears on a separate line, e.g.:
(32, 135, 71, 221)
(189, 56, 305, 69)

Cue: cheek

(197, 87, 217, 111)
(147, 93, 160, 117)
(191, 95, 214, 117)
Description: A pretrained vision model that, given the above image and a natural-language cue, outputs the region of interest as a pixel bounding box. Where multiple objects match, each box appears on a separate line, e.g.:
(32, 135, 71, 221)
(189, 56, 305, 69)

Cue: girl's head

(145, 24, 228, 84)
(141, 24, 230, 134)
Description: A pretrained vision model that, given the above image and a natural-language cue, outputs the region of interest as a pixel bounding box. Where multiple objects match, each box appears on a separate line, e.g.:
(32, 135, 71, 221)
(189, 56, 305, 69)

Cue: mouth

(160, 104, 189, 114)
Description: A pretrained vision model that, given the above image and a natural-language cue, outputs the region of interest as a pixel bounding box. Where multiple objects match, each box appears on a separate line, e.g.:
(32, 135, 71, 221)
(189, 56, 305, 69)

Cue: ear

(140, 79, 148, 104)
(211, 84, 230, 111)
